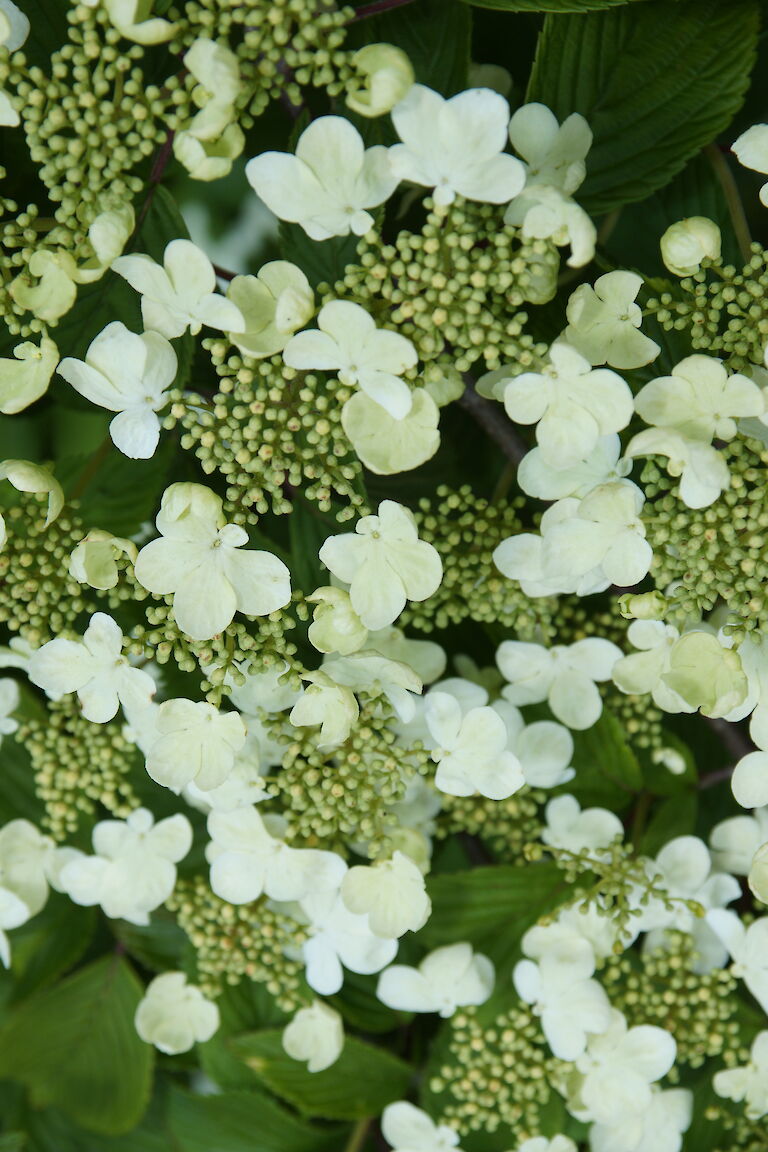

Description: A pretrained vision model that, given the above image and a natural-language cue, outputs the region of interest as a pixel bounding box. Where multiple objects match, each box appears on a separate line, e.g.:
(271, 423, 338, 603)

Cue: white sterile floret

(134, 972, 219, 1054)
(497, 637, 621, 731)
(0, 334, 59, 415)
(748, 841, 768, 903)
(246, 116, 397, 241)
(611, 620, 690, 712)
(634, 354, 764, 442)
(307, 587, 368, 655)
(625, 427, 731, 509)
(112, 239, 245, 339)
(341, 851, 431, 938)
(376, 942, 494, 1017)
(298, 891, 398, 995)
(708, 911, 768, 1012)
(505, 184, 596, 268)
(346, 43, 414, 118)
(0, 460, 64, 539)
(714, 1031, 768, 1119)
(660, 217, 722, 276)
(491, 699, 574, 789)
(547, 480, 652, 591)
(289, 670, 359, 748)
(513, 932, 612, 1061)
(57, 321, 176, 459)
(508, 103, 591, 194)
(367, 627, 446, 685)
(660, 631, 748, 719)
(58, 807, 192, 925)
(0, 887, 29, 967)
(134, 482, 291, 641)
(225, 263, 314, 360)
(283, 300, 417, 420)
(424, 690, 525, 800)
(144, 698, 246, 793)
(567, 1009, 676, 1128)
(0, 677, 18, 743)
(99, 0, 175, 44)
(542, 795, 623, 856)
(69, 529, 137, 590)
(28, 611, 155, 723)
(732, 124, 768, 206)
(389, 84, 524, 207)
(0, 818, 58, 917)
(564, 271, 660, 369)
(502, 343, 633, 467)
(322, 653, 422, 724)
(589, 1086, 692, 1152)
(0, 1, 29, 51)
(725, 631, 768, 749)
(710, 806, 768, 875)
(206, 806, 346, 905)
(282, 1000, 344, 1073)
(172, 39, 243, 180)
(319, 500, 442, 631)
(382, 1101, 463, 1152)
(341, 388, 440, 475)
(518, 434, 630, 502)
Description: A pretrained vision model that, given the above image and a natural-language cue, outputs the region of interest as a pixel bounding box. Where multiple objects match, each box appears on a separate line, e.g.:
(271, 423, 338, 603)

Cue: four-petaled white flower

(508, 103, 592, 194)
(541, 795, 623, 856)
(299, 891, 398, 995)
(134, 482, 291, 641)
(341, 851, 431, 939)
(282, 1000, 344, 1073)
(382, 1101, 463, 1152)
(134, 972, 219, 1054)
(589, 1087, 692, 1152)
(518, 433, 630, 503)
(57, 321, 176, 459)
(226, 262, 314, 360)
(625, 427, 731, 510)
(503, 343, 633, 467)
(283, 300, 417, 420)
(0, 818, 58, 919)
(505, 188, 596, 268)
(714, 1031, 768, 1119)
(246, 116, 397, 240)
(565, 271, 660, 369)
(322, 653, 422, 724)
(0, 887, 30, 968)
(341, 387, 441, 476)
(497, 637, 622, 731)
(112, 239, 245, 339)
(288, 670, 359, 749)
(58, 807, 192, 925)
(28, 612, 155, 723)
(319, 500, 442, 631)
(206, 806, 347, 905)
(145, 698, 246, 793)
(708, 910, 768, 1013)
(710, 806, 768, 876)
(389, 84, 525, 207)
(492, 699, 574, 789)
(377, 942, 494, 1017)
(634, 354, 764, 442)
(732, 124, 768, 206)
(423, 690, 525, 800)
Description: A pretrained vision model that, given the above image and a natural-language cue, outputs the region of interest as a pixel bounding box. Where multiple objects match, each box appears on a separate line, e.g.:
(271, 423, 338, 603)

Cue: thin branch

(345, 1118, 372, 1152)
(456, 379, 528, 465)
(350, 0, 418, 19)
(706, 143, 752, 263)
(697, 715, 754, 790)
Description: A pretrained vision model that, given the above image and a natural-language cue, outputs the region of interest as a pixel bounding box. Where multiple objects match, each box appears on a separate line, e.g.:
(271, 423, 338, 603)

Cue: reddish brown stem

(350, 0, 418, 20)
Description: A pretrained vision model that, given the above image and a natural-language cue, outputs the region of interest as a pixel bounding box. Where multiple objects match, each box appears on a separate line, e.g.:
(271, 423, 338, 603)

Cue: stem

(706, 143, 752, 263)
(344, 1118, 372, 1152)
(212, 264, 237, 282)
(350, 0, 418, 19)
(456, 379, 529, 465)
(697, 715, 753, 789)
(630, 791, 652, 848)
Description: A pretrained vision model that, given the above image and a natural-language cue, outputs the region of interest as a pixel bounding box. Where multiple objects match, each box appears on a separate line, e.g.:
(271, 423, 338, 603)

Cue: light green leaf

(229, 1030, 412, 1120)
(167, 1087, 344, 1152)
(0, 957, 153, 1136)
(9, 896, 96, 1001)
(527, 0, 759, 213)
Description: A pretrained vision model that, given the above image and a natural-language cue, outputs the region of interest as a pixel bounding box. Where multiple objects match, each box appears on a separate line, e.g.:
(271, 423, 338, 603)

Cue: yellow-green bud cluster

(168, 875, 305, 1008)
(437, 788, 544, 863)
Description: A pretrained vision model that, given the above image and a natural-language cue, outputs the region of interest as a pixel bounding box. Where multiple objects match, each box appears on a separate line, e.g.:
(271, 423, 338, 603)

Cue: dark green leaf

(350, 0, 471, 97)
(527, 0, 759, 213)
(229, 1030, 412, 1120)
(111, 913, 188, 974)
(279, 223, 360, 291)
(329, 968, 403, 1034)
(9, 896, 95, 1001)
(0, 735, 44, 827)
(0, 957, 153, 1136)
(463, 0, 653, 8)
(26, 1107, 168, 1152)
(167, 1087, 344, 1152)
(565, 707, 644, 810)
(640, 790, 698, 856)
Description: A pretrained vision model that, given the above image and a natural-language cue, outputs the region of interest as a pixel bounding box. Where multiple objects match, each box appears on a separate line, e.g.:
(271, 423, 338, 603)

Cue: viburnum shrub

(2, 0, 768, 1149)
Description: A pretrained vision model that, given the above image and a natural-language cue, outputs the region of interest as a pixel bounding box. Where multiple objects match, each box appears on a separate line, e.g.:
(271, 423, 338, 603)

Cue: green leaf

(167, 1087, 344, 1152)
(565, 707, 644, 810)
(9, 896, 95, 1001)
(229, 1030, 412, 1120)
(526, 0, 759, 213)
(329, 969, 403, 1034)
(350, 0, 471, 97)
(421, 861, 571, 970)
(279, 223, 360, 291)
(110, 913, 188, 974)
(0, 957, 153, 1136)
(463, 0, 652, 8)
(26, 1107, 168, 1152)
(640, 790, 698, 856)
(0, 735, 44, 827)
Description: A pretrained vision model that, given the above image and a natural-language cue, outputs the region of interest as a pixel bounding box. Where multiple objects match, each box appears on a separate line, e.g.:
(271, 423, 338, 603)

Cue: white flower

(382, 1102, 463, 1152)
(341, 851, 430, 939)
(503, 344, 633, 467)
(322, 653, 422, 724)
(246, 116, 397, 241)
(732, 125, 768, 205)
(634, 355, 764, 442)
(725, 631, 768, 749)
(625, 427, 731, 509)
(134, 482, 291, 641)
(346, 43, 414, 118)
(57, 321, 176, 459)
(492, 699, 574, 789)
(28, 612, 155, 723)
(542, 795, 623, 856)
(714, 1031, 768, 1119)
(0, 1, 29, 51)
(282, 1000, 344, 1073)
(497, 637, 621, 730)
(0, 677, 18, 743)
(283, 301, 417, 420)
(288, 671, 359, 749)
(299, 891, 397, 995)
(144, 698, 246, 793)
(206, 806, 346, 905)
(307, 587, 368, 656)
(367, 627, 446, 686)
(68, 529, 138, 591)
(377, 942, 494, 1017)
(225, 659, 300, 716)
(708, 911, 768, 1012)
(513, 933, 612, 1060)
(564, 271, 660, 369)
(509, 102, 591, 193)
(611, 620, 690, 712)
(319, 500, 442, 631)
(660, 217, 722, 276)
(342, 388, 440, 475)
(505, 184, 596, 268)
(660, 631, 747, 719)
(134, 972, 219, 1054)
(0, 819, 57, 916)
(0, 335, 59, 415)
(518, 433, 630, 502)
(225, 263, 314, 360)
(589, 1087, 692, 1152)
(710, 807, 768, 875)
(58, 808, 192, 925)
(112, 239, 244, 340)
(0, 460, 64, 535)
(748, 841, 768, 903)
(389, 84, 524, 207)
(100, 0, 175, 44)
(0, 887, 30, 968)
(424, 691, 525, 800)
